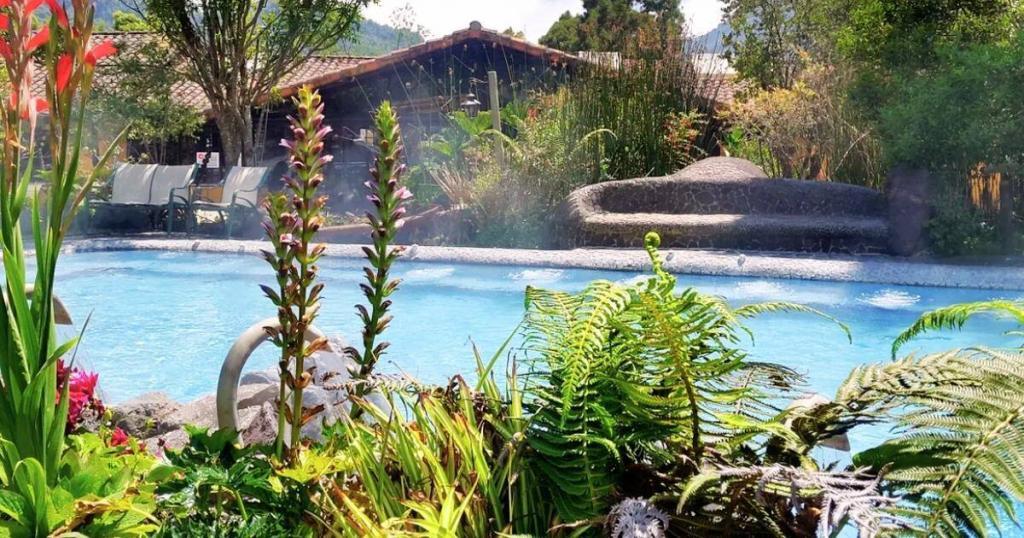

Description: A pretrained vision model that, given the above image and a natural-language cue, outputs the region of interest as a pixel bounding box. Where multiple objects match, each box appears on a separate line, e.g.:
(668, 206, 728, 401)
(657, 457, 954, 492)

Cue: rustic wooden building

(112, 22, 577, 212)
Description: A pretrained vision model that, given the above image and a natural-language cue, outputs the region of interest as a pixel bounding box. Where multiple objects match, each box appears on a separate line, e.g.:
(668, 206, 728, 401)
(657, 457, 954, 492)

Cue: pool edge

(62, 237, 1024, 291)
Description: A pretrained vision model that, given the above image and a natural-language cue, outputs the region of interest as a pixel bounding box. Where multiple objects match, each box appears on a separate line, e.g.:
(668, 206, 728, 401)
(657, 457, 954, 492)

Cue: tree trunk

(215, 106, 255, 168)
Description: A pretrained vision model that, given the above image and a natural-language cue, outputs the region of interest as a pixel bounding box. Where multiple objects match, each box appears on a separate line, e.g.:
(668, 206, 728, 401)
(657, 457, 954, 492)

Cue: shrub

(725, 62, 883, 186)
(927, 192, 1000, 257)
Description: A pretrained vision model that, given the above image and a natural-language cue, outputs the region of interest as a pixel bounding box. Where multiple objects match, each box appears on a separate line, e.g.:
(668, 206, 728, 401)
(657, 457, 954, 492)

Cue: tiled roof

(50, 23, 577, 117)
(702, 74, 752, 107)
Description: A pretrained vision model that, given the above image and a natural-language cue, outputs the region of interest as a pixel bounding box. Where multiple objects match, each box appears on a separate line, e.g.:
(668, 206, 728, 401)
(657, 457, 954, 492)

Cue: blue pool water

(55, 251, 1018, 445)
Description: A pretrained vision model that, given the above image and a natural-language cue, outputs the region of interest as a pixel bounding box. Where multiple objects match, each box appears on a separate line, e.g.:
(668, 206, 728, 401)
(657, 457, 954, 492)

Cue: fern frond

(842, 347, 1024, 537)
(891, 300, 1024, 358)
(734, 301, 852, 343)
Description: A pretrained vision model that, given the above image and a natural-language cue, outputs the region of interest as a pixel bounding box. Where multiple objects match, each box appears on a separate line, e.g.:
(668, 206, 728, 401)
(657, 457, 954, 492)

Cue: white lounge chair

(189, 166, 269, 238)
(148, 164, 198, 233)
(88, 163, 197, 234)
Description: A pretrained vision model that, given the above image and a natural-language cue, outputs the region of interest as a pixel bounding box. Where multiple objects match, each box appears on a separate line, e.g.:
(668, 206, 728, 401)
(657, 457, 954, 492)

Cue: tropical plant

(154, 426, 314, 537)
(346, 100, 413, 408)
(261, 85, 332, 463)
(837, 347, 1024, 537)
(892, 299, 1024, 357)
(0, 0, 134, 534)
(521, 232, 845, 530)
(316, 343, 547, 537)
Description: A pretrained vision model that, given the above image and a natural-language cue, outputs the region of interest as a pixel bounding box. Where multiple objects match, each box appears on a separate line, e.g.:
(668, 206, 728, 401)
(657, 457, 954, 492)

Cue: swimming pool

(54, 249, 1017, 418)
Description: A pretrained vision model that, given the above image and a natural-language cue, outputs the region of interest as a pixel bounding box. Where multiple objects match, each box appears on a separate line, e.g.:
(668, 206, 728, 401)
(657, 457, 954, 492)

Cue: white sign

(195, 151, 220, 168)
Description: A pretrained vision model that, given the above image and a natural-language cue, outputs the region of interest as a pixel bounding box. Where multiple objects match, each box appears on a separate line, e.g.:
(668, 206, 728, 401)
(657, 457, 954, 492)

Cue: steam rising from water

(403, 267, 456, 282)
(510, 269, 564, 283)
(857, 289, 921, 310)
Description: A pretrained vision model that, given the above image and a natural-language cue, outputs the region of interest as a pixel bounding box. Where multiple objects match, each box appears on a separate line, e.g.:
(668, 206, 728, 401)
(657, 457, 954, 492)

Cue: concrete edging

(60, 237, 1024, 291)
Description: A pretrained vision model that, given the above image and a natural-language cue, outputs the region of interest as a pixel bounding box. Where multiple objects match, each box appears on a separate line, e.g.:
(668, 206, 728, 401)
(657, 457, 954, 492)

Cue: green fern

(841, 347, 1024, 537)
(891, 300, 1024, 358)
(520, 232, 850, 528)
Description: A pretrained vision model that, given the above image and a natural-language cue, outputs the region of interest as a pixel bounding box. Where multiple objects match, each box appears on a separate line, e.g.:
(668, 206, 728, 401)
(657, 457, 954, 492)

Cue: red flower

(0, 14, 9, 30)
(84, 39, 116, 66)
(25, 0, 42, 13)
(26, 26, 49, 53)
(19, 96, 48, 120)
(109, 427, 129, 447)
(70, 369, 98, 395)
(55, 53, 71, 92)
(44, 0, 67, 28)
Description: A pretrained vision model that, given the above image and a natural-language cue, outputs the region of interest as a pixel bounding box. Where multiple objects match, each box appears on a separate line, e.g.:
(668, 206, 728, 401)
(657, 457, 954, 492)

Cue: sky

(363, 0, 726, 42)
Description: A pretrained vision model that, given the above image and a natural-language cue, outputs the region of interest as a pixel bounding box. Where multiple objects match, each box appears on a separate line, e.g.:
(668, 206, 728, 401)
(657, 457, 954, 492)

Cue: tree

(90, 31, 203, 163)
(722, 0, 840, 88)
(111, 9, 150, 31)
(128, 0, 368, 167)
(539, 0, 683, 54)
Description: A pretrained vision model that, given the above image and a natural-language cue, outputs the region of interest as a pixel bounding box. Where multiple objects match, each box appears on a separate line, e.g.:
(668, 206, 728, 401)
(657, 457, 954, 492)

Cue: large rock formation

(565, 157, 890, 254)
(112, 339, 362, 452)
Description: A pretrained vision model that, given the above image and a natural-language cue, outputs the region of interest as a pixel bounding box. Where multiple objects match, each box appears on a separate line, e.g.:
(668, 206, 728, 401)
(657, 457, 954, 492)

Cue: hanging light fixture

(460, 91, 481, 117)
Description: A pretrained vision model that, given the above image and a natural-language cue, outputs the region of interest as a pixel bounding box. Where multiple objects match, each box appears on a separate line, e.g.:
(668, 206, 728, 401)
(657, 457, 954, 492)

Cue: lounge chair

(89, 163, 198, 234)
(87, 163, 157, 231)
(148, 164, 198, 233)
(189, 166, 269, 238)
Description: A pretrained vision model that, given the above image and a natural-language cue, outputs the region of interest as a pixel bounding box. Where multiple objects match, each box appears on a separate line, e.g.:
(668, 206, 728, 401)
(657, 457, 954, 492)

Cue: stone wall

(566, 157, 891, 253)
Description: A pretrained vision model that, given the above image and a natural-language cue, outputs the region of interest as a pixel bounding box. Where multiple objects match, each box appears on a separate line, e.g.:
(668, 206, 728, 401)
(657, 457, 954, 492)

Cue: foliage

(879, 33, 1024, 172)
(346, 100, 413, 408)
(0, 0, 124, 510)
(891, 300, 1024, 358)
(317, 349, 547, 537)
(725, 62, 883, 185)
(841, 347, 1024, 537)
(722, 0, 839, 88)
(154, 426, 313, 537)
(89, 31, 202, 164)
(925, 194, 1000, 258)
(0, 432, 164, 537)
(521, 232, 844, 530)
(261, 86, 332, 462)
(539, 0, 683, 55)
(334, 17, 424, 57)
(128, 0, 367, 166)
(560, 45, 716, 182)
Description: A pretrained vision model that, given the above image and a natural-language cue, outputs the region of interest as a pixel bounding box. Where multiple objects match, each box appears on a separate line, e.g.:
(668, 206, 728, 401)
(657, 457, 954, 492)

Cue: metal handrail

(215, 317, 325, 446)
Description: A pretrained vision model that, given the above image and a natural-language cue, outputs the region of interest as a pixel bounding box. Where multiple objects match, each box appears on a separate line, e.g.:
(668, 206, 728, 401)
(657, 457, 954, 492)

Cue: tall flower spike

(348, 100, 412, 419)
(261, 85, 331, 464)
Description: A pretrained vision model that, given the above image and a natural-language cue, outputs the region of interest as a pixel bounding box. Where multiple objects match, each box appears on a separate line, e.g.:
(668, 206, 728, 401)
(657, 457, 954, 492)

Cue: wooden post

(488, 70, 503, 169)
(999, 170, 1015, 254)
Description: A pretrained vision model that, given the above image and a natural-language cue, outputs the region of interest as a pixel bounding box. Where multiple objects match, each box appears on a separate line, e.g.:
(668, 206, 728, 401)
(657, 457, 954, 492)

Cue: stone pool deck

(63, 237, 1024, 291)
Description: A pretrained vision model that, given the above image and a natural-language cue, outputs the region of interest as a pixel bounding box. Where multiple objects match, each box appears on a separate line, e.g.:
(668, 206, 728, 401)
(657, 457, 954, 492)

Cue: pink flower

(394, 187, 413, 201)
(70, 369, 99, 396)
